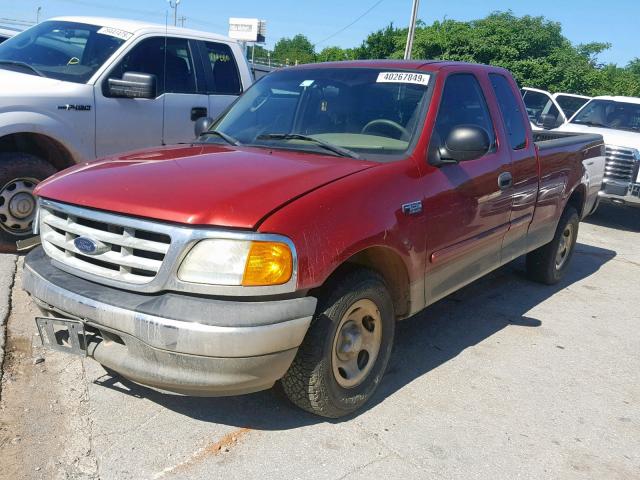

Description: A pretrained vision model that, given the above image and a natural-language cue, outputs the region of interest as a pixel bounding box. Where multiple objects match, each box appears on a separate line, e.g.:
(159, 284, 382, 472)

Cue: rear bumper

(23, 248, 316, 396)
(599, 180, 640, 207)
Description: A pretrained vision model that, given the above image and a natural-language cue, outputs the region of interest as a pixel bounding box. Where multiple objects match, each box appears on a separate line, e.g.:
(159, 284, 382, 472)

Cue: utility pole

(178, 16, 187, 27)
(168, 0, 181, 26)
(404, 0, 420, 60)
(36, 6, 42, 24)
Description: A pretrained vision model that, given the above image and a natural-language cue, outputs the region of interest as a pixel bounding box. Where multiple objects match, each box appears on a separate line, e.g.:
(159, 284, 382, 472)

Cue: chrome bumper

(23, 248, 316, 396)
(599, 180, 640, 207)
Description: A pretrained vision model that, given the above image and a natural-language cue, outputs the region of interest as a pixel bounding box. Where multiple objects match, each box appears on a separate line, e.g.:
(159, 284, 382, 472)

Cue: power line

(314, 0, 386, 47)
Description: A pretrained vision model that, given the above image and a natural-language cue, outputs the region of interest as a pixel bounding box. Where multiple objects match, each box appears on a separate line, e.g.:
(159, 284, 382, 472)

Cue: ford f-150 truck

(0, 16, 251, 251)
(556, 96, 640, 208)
(23, 61, 604, 418)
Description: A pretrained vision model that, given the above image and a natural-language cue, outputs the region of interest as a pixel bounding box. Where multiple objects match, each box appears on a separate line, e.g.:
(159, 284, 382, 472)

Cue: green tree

(317, 46, 349, 62)
(272, 34, 316, 65)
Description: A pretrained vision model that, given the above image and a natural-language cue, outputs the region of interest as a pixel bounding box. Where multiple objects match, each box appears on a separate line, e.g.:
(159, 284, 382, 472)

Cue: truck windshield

(210, 68, 432, 160)
(555, 95, 590, 119)
(571, 99, 640, 132)
(0, 21, 126, 83)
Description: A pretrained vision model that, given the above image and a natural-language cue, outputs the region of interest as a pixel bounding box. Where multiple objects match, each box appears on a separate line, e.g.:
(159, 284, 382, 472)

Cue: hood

(557, 123, 640, 151)
(36, 144, 375, 229)
(0, 68, 94, 104)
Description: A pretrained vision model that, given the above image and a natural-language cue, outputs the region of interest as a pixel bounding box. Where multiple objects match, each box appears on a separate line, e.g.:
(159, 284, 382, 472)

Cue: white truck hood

(0, 68, 92, 101)
(556, 123, 640, 151)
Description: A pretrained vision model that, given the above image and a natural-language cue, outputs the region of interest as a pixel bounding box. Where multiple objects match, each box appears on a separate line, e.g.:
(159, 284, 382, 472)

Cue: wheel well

(0, 133, 75, 171)
(567, 185, 586, 217)
(319, 246, 411, 319)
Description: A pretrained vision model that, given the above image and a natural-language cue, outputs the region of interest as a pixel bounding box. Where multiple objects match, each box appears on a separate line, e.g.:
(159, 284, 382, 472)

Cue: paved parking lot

(0, 203, 639, 480)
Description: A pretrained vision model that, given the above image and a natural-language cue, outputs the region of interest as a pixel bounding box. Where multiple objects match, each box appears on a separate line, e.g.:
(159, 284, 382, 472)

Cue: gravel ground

(0, 203, 638, 480)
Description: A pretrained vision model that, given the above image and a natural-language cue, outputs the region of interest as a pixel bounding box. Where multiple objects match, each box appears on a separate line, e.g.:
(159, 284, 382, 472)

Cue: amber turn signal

(242, 241, 293, 286)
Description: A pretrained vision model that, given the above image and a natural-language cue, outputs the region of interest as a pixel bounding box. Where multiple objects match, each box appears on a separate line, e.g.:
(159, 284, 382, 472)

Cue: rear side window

(490, 74, 528, 150)
(201, 41, 242, 95)
(522, 90, 560, 126)
(433, 73, 495, 148)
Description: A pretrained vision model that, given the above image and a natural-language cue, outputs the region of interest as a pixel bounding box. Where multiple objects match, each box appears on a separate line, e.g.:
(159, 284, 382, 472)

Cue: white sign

(97, 27, 133, 41)
(228, 18, 266, 42)
(376, 72, 430, 86)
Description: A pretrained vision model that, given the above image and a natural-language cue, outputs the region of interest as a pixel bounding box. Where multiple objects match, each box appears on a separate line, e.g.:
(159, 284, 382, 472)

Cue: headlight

(178, 238, 293, 287)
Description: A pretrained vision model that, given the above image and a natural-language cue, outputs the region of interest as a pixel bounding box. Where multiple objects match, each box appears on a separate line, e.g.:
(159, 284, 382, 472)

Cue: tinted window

(522, 90, 560, 126)
(108, 37, 197, 95)
(201, 41, 241, 95)
(571, 99, 640, 132)
(555, 95, 589, 119)
(433, 73, 495, 149)
(490, 74, 527, 150)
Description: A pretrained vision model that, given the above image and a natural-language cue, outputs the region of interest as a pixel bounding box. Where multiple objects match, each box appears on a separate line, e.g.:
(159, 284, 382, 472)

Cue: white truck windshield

(0, 20, 126, 83)
(572, 99, 640, 132)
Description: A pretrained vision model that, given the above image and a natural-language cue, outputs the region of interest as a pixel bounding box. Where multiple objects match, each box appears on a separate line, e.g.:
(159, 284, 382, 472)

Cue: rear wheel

(526, 206, 579, 285)
(281, 269, 395, 418)
(0, 153, 56, 252)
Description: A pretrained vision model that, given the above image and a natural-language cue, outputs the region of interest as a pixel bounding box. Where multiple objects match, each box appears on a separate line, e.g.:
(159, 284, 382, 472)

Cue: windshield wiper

(0, 60, 45, 77)
(198, 129, 240, 146)
(256, 133, 360, 159)
(573, 120, 609, 128)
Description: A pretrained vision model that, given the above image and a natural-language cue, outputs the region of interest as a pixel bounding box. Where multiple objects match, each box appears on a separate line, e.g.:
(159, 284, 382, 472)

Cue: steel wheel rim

(331, 298, 382, 389)
(555, 223, 574, 270)
(0, 177, 39, 234)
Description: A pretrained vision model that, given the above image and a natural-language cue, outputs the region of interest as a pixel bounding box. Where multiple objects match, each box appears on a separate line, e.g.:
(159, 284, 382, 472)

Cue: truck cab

(557, 96, 640, 208)
(0, 17, 252, 250)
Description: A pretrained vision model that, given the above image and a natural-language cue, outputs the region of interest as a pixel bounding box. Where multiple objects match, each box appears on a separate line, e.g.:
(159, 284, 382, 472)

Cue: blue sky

(2, 0, 637, 65)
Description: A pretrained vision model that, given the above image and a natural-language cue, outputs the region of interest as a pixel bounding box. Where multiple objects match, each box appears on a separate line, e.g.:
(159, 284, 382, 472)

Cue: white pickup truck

(557, 96, 640, 208)
(521, 87, 591, 130)
(0, 17, 252, 250)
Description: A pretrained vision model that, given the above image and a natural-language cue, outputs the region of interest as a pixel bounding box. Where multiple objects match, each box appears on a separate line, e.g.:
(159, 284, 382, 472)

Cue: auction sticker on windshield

(97, 27, 133, 41)
(376, 72, 430, 86)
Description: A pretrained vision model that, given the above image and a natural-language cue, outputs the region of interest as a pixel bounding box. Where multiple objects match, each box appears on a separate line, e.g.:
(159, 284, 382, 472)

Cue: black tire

(526, 206, 580, 285)
(0, 152, 56, 253)
(281, 269, 395, 418)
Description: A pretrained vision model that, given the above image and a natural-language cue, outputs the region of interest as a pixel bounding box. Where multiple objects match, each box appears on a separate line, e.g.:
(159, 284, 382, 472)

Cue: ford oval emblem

(74, 236, 106, 256)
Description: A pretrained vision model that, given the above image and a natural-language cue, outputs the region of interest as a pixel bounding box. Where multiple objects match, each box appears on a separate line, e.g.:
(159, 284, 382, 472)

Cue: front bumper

(599, 180, 640, 207)
(23, 248, 317, 396)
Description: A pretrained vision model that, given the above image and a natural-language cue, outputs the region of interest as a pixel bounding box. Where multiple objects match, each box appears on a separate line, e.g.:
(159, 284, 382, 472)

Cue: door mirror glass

(107, 72, 156, 99)
(194, 117, 214, 138)
(540, 112, 559, 129)
(437, 125, 491, 163)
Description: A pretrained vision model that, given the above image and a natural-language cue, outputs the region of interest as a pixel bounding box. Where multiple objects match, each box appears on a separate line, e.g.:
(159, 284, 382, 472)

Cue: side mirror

(194, 117, 214, 138)
(433, 125, 491, 165)
(108, 72, 156, 99)
(539, 113, 558, 129)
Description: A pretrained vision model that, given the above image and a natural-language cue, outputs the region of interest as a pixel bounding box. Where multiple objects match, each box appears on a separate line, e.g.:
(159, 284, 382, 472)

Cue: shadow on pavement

(584, 202, 640, 232)
(93, 242, 616, 429)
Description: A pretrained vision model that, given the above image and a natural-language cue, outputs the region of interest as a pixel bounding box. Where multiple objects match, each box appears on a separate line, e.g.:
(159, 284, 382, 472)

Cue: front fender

(0, 110, 93, 163)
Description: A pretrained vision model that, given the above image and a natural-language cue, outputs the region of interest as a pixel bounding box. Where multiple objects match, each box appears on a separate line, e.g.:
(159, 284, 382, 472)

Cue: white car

(556, 96, 640, 208)
(522, 87, 591, 130)
(0, 17, 252, 250)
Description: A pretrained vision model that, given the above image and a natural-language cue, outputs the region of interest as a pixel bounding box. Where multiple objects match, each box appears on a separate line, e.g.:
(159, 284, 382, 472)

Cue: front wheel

(0, 153, 56, 252)
(526, 206, 579, 285)
(281, 269, 395, 418)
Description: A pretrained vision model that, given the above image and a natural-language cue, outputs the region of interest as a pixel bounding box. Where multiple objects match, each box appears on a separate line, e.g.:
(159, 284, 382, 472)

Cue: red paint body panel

(34, 60, 600, 314)
(35, 144, 374, 229)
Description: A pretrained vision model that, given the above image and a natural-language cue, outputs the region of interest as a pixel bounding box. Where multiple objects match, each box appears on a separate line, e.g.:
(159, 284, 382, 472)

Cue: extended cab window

(107, 37, 198, 95)
(433, 73, 495, 149)
(490, 74, 527, 150)
(201, 41, 242, 95)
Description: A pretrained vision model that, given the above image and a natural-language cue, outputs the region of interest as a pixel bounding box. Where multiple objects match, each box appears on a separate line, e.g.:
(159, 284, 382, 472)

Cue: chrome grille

(40, 202, 171, 284)
(604, 146, 639, 183)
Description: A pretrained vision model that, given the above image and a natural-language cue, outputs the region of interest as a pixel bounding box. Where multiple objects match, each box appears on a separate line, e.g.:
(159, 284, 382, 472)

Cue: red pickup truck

(24, 60, 604, 418)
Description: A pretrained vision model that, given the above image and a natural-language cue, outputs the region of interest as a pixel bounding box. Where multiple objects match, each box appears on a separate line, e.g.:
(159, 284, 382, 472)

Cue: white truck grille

(604, 146, 638, 183)
(40, 202, 171, 284)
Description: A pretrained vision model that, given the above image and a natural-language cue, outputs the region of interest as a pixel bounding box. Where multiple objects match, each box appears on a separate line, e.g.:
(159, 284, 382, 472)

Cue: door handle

(498, 172, 513, 190)
(191, 107, 208, 121)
